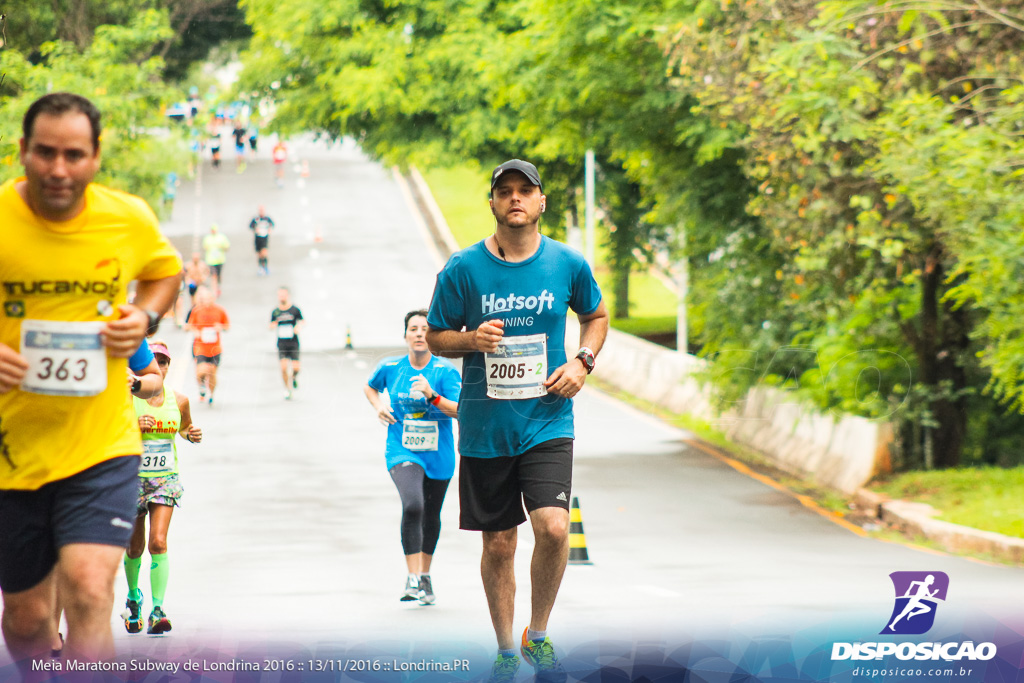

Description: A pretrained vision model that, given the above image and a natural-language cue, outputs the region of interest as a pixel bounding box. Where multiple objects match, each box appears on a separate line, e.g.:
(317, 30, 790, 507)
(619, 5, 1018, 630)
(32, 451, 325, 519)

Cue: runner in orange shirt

(272, 140, 288, 188)
(186, 286, 229, 405)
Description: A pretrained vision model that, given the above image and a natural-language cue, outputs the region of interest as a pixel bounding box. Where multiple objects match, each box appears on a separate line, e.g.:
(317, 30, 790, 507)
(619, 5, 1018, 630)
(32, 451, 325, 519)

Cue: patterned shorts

(137, 474, 184, 514)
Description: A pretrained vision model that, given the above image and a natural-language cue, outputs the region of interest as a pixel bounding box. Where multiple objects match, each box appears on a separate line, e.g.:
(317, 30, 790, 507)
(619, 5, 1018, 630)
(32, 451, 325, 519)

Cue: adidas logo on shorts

(556, 492, 567, 502)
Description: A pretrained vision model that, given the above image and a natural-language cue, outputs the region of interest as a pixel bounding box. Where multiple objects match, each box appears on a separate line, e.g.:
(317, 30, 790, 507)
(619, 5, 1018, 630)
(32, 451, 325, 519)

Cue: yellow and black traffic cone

(568, 496, 592, 565)
(345, 325, 354, 350)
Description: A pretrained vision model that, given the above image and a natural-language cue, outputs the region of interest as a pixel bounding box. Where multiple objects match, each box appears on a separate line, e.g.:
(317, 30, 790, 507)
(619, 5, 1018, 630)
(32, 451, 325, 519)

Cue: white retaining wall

(568, 320, 892, 494)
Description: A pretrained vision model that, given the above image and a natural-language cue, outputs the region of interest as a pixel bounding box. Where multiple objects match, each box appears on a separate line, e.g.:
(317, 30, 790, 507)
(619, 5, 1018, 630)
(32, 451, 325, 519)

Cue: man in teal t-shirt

(426, 159, 608, 683)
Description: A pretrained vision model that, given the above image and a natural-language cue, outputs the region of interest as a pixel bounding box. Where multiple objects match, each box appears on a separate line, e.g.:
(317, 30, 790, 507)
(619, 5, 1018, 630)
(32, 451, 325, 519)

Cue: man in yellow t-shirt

(0, 93, 183, 668)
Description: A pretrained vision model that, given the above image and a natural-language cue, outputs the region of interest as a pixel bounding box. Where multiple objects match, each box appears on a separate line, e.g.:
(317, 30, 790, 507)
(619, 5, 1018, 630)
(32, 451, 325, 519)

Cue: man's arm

(425, 329, 473, 359)
(103, 272, 183, 358)
(543, 300, 609, 398)
(426, 320, 504, 359)
(577, 299, 610, 358)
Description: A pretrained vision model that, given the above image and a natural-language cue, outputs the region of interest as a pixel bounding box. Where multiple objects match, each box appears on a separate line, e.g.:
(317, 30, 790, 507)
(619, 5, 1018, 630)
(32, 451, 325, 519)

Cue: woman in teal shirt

(364, 310, 461, 605)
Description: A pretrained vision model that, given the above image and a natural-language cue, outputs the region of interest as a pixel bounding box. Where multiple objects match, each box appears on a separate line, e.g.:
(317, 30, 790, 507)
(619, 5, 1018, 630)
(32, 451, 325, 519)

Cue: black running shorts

(195, 354, 221, 366)
(0, 455, 140, 593)
(277, 345, 300, 361)
(459, 437, 573, 532)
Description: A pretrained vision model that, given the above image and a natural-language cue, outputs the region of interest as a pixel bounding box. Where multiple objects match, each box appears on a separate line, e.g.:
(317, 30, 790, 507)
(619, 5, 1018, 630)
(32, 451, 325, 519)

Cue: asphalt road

(32, 136, 1024, 678)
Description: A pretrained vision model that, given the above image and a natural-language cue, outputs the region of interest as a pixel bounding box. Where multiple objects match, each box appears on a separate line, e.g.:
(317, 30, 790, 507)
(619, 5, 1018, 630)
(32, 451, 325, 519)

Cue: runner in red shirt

(186, 286, 230, 404)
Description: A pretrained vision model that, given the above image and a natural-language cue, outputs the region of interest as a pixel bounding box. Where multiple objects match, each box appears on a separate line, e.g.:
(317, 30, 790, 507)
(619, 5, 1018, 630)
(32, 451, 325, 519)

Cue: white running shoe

(400, 574, 419, 601)
(417, 575, 435, 605)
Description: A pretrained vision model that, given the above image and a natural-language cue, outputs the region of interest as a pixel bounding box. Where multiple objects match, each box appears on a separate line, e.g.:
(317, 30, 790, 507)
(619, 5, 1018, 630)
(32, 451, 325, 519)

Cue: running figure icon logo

(881, 571, 949, 635)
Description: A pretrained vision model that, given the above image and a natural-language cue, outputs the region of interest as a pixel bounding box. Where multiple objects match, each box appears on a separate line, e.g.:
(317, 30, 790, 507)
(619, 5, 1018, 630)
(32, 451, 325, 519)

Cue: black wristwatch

(143, 308, 161, 336)
(575, 347, 595, 374)
(131, 378, 142, 394)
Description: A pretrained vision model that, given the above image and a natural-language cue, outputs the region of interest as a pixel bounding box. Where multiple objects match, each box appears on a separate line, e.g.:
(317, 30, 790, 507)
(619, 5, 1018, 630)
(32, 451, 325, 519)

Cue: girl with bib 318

(122, 340, 202, 635)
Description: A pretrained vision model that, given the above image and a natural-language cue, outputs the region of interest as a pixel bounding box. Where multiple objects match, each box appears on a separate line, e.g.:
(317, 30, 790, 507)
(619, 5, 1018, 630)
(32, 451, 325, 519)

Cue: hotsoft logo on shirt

(481, 290, 555, 316)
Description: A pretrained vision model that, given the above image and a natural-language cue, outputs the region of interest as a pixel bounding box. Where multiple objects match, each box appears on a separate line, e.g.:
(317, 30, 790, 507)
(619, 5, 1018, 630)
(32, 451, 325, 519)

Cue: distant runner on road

(123, 341, 202, 636)
(364, 310, 461, 605)
(426, 159, 608, 683)
(187, 286, 229, 405)
(201, 225, 229, 296)
(269, 287, 304, 400)
(184, 252, 209, 304)
(249, 206, 275, 276)
(231, 121, 247, 173)
(272, 140, 288, 188)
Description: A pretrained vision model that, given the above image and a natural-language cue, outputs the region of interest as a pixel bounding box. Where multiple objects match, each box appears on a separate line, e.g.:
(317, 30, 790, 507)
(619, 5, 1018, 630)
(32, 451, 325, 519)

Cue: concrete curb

(407, 167, 460, 258)
(881, 499, 1024, 564)
(855, 488, 1023, 564)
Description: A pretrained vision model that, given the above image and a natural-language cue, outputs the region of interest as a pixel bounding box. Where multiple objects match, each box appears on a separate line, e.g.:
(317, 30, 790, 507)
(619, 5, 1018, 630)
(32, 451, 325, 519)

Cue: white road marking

(632, 585, 682, 598)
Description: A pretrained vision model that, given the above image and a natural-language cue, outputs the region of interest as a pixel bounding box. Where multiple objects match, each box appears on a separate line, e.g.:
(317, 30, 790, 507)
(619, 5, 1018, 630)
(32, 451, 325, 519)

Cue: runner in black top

(231, 122, 247, 173)
(270, 287, 304, 400)
(249, 206, 275, 276)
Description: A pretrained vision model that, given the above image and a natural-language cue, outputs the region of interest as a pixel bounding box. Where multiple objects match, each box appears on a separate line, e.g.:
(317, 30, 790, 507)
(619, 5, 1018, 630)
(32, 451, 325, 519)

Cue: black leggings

(388, 462, 450, 556)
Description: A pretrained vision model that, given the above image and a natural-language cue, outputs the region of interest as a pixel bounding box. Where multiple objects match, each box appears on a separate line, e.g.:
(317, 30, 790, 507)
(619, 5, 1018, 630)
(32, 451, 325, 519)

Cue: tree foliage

(240, 0, 1024, 468)
(667, 0, 1024, 467)
(0, 0, 249, 80)
(239, 0, 745, 318)
(0, 10, 187, 211)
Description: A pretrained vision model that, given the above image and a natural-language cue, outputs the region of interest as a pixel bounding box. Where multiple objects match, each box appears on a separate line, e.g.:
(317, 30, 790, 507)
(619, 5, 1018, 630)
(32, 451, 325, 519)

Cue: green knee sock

(124, 555, 142, 600)
(150, 553, 170, 607)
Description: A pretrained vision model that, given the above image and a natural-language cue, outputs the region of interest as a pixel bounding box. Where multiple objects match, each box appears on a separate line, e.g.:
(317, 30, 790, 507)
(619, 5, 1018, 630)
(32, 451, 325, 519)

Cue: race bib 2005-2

(485, 333, 547, 399)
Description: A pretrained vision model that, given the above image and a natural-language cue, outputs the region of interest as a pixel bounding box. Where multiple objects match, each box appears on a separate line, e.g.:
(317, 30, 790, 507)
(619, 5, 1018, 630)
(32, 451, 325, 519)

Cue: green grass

(870, 468, 1024, 538)
(595, 270, 678, 320)
(422, 163, 679, 321)
(420, 165, 492, 248)
(609, 315, 677, 338)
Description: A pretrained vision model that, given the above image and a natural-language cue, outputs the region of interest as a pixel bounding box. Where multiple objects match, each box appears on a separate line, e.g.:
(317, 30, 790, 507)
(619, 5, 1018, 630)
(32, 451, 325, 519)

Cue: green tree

(666, 0, 1024, 467)
(0, 0, 249, 81)
(240, 0, 744, 321)
(0, 10, 188, 210)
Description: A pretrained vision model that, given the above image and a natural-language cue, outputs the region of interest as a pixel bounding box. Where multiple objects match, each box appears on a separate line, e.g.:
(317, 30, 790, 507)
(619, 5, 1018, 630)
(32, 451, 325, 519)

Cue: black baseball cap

(490, 159, 542, 191)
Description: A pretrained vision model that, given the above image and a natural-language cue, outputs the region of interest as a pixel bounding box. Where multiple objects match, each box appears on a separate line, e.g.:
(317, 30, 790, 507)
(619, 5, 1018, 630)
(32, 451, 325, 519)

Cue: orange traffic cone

(314, 225, 323, 243)
(568, 496, 592, 565)
(301, 160, 310, 178)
